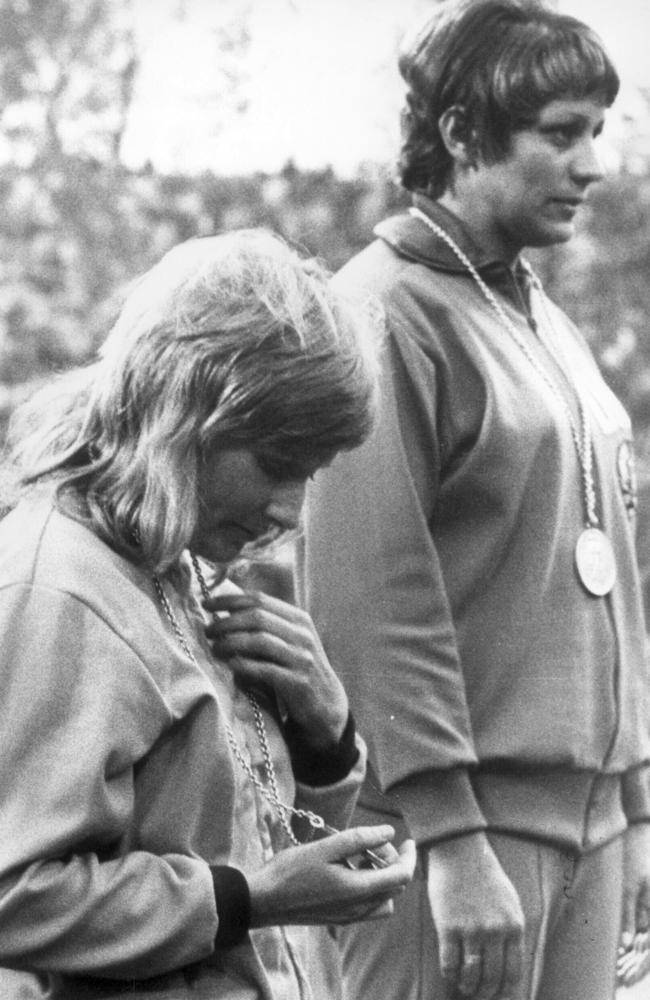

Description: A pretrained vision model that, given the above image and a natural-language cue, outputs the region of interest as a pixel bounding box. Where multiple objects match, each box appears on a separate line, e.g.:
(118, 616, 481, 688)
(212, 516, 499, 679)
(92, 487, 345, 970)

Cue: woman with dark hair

(302, 1, 650, 998)
(0, 229, 415, 999)
(398, 0, 619, 198)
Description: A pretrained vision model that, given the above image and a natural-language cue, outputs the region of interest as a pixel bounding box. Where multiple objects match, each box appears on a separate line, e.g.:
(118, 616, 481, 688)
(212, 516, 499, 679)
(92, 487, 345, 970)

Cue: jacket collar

(374, 192, 531, 287)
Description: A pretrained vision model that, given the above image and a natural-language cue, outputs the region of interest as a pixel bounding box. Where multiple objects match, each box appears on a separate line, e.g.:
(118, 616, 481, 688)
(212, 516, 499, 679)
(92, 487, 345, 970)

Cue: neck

(437, 190, 521, 267)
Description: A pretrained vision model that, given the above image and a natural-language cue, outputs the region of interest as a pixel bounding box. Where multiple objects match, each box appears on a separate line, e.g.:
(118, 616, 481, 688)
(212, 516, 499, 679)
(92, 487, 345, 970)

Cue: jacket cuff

(390, 767, 487, 845)
(284, 710, 359, 787)
(211, 866, 251, 947)
(622, 763, 650, 824)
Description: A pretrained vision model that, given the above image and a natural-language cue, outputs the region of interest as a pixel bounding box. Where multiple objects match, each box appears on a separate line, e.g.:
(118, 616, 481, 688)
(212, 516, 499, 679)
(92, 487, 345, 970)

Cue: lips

(551, 197, 583, 208)
(231, 521, 257, 538)
(547, 198, 583, 222)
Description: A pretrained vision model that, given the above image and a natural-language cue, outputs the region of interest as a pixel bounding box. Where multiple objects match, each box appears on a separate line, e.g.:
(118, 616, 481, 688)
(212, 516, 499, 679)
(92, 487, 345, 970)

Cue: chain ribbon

(409, 206, 601, 529)
(152, 559, 335, 847)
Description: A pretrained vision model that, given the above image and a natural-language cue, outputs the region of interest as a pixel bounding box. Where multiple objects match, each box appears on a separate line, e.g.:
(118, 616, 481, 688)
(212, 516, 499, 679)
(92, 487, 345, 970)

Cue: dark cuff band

(284, 710, 359, 786)
(211, 866, 251, 947)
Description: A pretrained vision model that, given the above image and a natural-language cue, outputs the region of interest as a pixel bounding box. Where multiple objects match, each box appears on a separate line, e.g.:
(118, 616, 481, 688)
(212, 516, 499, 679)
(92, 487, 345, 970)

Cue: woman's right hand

(247, 825, 416, 927)
(426, 832, 525, 999)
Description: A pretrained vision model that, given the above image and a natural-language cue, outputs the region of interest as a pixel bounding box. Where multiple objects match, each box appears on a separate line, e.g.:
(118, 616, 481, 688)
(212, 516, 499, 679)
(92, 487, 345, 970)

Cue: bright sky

(122, 0, 650, 176)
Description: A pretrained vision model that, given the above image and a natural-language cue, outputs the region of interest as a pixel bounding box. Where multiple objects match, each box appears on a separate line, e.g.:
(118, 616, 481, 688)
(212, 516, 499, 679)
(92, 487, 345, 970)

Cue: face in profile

(191, 448, 310, 564)
(470, 96, 607, 257)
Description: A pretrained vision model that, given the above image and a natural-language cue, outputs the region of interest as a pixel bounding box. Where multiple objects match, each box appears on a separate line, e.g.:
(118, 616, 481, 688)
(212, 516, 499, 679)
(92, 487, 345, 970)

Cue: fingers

(617, 931, 650, 987)
(441, 943, 486, 1000)
(634, 929, 650, 953)
(501, 933, 523, 997)
(202, 588, 349, 740)
(457, 946, 482, 997)
(326, 828, 416, 890)
(440, 940, 485, 999)
(440, 932, 522, 999)
(397, 837, 418, 875)
(206, 607, 298, 651)
(440, 939, 484, 998)
(439, 935, 462, 988)
(344, 836, 415, 874)
(621, 886, 641, 950)
(207, 604, 303, 645)
(204, 590, 304, 626)
(210, 629, 295, 674)
(248, 829, 415, 930)
(323, 825, 395, 864)
(637, 896, 650, 934)
(204, 593, 316, 669)
(479, 943, 500, 998)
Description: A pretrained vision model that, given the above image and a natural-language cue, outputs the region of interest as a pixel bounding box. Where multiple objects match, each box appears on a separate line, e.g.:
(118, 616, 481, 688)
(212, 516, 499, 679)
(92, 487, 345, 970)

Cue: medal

(575, 527, 617, 597)
(409, 206, 619, 599)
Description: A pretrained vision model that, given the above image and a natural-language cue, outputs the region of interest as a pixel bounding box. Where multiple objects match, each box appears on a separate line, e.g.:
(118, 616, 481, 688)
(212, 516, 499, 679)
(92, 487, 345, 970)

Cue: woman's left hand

(202, 590, 349, 748)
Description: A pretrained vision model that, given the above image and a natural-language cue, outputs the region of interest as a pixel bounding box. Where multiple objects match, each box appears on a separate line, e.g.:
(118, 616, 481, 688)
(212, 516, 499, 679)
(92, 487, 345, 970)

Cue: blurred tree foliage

(1, 0, 650, 476)
(531, 169, 650, 458)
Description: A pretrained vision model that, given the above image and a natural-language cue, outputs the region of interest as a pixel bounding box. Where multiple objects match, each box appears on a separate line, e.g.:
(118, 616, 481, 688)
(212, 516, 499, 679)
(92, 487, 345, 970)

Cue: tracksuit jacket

(0, 497, 365, 998)
(301, 195, 650, 854)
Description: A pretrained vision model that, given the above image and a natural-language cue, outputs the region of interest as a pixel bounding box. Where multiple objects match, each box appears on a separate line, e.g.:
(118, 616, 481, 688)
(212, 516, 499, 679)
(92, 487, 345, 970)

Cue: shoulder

(0, 500, 188, 709)
(333, 237, 410, 300)
(0, 498, 143, 606)
(335, 238, 458, 334)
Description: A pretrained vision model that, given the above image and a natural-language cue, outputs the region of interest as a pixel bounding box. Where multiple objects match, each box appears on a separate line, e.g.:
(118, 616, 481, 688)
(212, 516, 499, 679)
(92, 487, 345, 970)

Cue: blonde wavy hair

(6, 230, 382, 571)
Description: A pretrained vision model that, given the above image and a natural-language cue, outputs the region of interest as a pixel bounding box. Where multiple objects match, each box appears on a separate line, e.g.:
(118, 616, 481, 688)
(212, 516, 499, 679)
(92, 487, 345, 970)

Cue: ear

(438, 106, 475, 166)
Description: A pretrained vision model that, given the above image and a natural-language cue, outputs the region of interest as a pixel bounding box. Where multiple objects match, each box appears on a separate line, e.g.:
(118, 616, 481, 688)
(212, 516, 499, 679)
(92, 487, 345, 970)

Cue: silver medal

(575, 527, 617, 596)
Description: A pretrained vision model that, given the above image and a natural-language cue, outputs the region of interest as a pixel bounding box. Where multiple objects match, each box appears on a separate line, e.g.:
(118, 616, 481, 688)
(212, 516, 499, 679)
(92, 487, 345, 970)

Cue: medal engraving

(575, 527, 617, 596)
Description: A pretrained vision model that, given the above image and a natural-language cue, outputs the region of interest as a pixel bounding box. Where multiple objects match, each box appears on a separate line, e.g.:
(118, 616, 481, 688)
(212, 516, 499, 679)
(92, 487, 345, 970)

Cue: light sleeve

(0, 582, 220, 979)
(622, 763, 650, 824)
(300, 322, 486, 845)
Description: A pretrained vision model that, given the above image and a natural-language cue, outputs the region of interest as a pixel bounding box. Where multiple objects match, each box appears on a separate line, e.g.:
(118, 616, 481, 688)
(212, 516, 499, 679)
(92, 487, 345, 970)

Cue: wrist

(284, 710, 359, 786)
(426, 830, 493, 869)
(211, 866, 251, 947)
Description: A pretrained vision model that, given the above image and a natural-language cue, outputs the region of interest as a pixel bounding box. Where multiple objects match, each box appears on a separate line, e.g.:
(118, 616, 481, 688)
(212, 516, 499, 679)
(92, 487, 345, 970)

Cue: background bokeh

(1, 0, 649, 464)
(1, 4, 650, 995)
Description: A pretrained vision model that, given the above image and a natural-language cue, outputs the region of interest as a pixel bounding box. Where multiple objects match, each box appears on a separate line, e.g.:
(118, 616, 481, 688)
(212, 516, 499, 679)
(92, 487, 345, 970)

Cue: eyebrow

(540, 104, 605, 121)
(539, 111, 605, 131)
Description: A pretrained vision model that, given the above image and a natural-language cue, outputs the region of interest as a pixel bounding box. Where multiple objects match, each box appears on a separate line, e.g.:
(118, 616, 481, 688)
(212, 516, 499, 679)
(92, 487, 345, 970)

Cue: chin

(528, 224, 574, 249)
(208, 546, 244, 565)
(553, 224, 574, 243)
(191, 538, 243, 564)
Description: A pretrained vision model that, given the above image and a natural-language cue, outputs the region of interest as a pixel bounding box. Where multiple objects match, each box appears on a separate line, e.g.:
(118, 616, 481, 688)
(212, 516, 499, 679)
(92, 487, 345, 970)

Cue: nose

(266, 479, 307, 533)
(571, 137, 605, 187)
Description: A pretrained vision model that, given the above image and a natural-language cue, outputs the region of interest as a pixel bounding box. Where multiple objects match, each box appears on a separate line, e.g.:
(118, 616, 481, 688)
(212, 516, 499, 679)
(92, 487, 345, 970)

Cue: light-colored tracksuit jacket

(0, 497, 366, 999)
(301, 195, 650, 854)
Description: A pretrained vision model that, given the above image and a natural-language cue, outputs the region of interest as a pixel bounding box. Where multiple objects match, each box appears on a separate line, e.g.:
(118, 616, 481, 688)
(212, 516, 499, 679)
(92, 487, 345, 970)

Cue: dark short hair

(398, 0, 620, 197)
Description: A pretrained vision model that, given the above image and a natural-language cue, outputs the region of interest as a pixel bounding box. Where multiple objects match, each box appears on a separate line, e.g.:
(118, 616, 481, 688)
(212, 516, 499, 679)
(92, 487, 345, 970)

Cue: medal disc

(575, 527, 617, 596)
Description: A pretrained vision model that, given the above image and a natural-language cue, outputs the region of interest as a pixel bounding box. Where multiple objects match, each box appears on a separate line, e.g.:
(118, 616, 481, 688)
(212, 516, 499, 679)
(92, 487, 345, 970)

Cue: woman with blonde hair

(0, 229, 415, 999)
